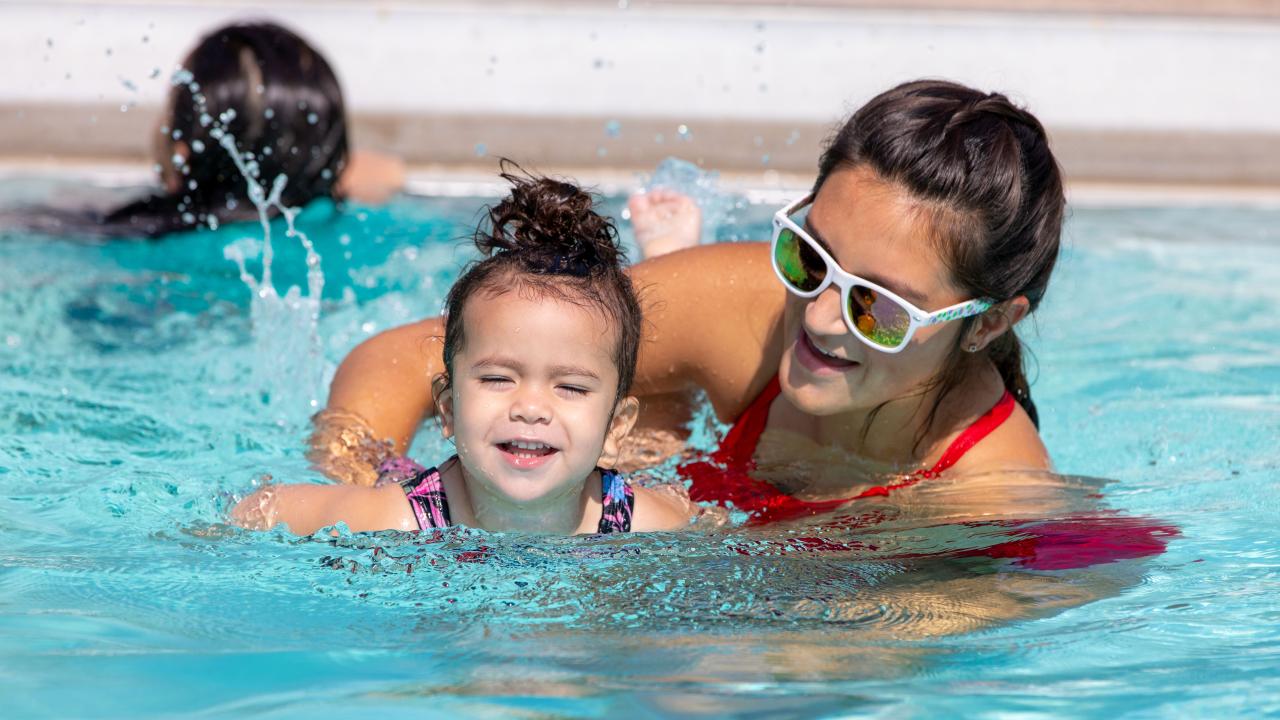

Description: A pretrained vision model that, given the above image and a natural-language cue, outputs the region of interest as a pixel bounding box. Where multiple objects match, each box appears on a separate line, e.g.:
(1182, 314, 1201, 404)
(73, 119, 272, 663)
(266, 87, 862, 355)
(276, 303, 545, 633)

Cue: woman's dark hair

(90, 22, 347, 238)
(816, 79, 1065, 434)
(439, 163, 643, 402)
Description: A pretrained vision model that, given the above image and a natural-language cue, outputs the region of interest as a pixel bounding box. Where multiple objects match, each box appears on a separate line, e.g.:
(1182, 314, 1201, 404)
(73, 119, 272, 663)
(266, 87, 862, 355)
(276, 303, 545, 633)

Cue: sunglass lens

(775, 227, 826, 292)
(848, 285, 911, 348)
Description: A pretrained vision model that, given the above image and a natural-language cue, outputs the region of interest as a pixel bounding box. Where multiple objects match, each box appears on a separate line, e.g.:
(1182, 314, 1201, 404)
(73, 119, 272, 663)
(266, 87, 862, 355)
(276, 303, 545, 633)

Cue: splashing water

(170, 68, 326, 424)
(643, 156, 733, 245)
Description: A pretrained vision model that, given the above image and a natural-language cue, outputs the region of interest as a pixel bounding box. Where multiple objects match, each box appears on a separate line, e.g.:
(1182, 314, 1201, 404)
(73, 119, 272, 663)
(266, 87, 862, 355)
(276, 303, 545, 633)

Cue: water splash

(169, 69, 326, 424)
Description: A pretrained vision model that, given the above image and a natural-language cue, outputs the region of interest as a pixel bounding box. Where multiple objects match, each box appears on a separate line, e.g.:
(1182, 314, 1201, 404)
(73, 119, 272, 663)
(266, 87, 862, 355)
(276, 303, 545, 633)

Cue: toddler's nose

(510, 390, 552, 425)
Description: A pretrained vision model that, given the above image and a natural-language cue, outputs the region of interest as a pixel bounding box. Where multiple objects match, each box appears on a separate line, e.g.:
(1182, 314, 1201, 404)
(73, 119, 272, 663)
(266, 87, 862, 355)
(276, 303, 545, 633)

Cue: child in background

(232, 169, 691, 535)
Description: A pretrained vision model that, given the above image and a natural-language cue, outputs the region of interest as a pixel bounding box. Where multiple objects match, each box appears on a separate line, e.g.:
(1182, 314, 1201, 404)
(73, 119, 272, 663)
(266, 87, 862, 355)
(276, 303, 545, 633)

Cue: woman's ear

(598, 396, 640, 468)
(966, 296, 1030, 352)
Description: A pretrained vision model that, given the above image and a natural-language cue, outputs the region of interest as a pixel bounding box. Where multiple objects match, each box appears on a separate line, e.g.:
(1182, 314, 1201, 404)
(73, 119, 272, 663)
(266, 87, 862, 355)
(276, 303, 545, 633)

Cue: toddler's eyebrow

(472, 356, 600, 380)
(549, 364, 601, 380)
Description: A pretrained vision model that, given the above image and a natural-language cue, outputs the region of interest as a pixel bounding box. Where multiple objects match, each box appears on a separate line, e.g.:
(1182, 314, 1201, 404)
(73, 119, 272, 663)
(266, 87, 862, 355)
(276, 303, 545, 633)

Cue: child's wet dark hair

(439, 163, 643, 402)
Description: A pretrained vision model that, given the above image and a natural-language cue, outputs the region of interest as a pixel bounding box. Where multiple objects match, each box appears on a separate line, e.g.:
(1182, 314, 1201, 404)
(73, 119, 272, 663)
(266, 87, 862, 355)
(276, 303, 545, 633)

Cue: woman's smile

(793, 327, 861, 375)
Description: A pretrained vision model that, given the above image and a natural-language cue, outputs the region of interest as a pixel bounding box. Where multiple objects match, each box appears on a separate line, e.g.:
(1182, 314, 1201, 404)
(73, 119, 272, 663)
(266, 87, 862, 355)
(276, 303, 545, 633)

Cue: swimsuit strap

(713, 375, 782, 465)
(597, 469, 634, 534)
(923, 388, 1017, 477)
(847, 388, 1018, 499)
(376, 455, 453, 530)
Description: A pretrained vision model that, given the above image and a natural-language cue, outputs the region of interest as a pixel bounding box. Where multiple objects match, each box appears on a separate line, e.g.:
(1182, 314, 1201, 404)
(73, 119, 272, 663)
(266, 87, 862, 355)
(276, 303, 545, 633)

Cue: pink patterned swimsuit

(375, 455, 635, 534)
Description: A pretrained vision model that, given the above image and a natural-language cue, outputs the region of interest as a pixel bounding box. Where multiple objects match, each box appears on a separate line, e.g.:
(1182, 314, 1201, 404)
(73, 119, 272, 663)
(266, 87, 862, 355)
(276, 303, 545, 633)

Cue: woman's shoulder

(951, 399, 1052, 474)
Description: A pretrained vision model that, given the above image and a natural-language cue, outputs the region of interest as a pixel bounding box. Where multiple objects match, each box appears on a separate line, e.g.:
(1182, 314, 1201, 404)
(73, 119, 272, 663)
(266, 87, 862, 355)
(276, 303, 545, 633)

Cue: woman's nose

(804, 285, 848, 335)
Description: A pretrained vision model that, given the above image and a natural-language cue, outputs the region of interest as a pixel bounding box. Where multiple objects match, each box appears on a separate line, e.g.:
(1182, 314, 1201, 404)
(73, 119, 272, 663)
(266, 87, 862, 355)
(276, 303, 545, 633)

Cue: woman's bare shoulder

(957, 402, 1052, 474)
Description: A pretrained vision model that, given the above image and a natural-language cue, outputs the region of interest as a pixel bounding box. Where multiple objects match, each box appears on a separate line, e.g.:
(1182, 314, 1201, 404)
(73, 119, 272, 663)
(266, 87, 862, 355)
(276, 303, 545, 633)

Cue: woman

(309, 79, 1064, 521)
(9, 21, 402, 239)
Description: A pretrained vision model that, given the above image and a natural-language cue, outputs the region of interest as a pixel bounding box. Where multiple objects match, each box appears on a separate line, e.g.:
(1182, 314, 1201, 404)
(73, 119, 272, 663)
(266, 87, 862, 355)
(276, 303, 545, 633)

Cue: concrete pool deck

(1, 0, 1278, 201)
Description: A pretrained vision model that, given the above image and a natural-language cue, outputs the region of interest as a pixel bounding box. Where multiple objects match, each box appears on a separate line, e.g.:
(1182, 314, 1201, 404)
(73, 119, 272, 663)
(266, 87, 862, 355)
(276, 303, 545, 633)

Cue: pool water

(1, 179, 1278, 718)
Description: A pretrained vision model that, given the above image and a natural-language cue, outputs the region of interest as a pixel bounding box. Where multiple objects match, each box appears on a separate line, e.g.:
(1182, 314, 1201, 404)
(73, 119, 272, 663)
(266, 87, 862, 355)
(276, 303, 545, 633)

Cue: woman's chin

(779, 354, 863, 417)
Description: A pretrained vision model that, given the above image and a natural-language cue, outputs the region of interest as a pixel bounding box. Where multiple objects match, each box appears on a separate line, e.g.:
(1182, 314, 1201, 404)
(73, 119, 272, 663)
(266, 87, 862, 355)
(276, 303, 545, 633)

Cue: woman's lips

(794, 330, 860, 375)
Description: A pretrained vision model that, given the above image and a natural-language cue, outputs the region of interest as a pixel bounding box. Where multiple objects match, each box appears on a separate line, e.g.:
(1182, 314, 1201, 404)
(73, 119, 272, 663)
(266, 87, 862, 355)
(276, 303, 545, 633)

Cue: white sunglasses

(770, 193, 994, 353)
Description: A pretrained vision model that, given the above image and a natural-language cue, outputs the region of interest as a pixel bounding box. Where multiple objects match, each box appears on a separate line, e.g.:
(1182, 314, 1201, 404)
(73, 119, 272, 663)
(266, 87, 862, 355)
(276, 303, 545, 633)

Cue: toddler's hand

(628, 188, 702, 260)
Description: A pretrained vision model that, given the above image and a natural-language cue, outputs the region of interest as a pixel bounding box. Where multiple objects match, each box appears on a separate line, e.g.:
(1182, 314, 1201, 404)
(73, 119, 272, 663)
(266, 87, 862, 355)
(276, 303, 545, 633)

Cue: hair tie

(549, 253, 592, 277)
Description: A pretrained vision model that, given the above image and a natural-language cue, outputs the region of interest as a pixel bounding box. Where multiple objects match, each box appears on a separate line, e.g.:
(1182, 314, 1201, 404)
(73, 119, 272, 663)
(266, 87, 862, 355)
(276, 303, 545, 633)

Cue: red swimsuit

(681, 377, 1178, 570)
(682, 375, 1015, 525)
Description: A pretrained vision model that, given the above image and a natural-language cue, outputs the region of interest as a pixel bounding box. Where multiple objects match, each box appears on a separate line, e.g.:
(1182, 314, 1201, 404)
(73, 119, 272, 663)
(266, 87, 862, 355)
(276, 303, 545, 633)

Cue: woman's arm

(231, 482, 417, 536)
(311, 243, 787, 482)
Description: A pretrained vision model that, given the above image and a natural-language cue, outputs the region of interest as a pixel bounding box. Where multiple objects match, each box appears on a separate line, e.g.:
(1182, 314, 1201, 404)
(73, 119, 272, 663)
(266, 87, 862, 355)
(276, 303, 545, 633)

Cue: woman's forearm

(308, 317, 443, 483)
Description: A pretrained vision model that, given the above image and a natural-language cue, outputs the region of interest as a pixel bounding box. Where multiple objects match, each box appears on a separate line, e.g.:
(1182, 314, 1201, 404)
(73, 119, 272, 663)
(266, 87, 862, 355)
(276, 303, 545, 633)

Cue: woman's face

(778, 165, 973, 417)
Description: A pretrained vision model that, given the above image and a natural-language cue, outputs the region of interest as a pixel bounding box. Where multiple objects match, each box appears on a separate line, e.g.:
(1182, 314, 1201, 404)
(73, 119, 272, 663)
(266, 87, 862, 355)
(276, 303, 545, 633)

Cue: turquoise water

(1, 180, 1278, 718)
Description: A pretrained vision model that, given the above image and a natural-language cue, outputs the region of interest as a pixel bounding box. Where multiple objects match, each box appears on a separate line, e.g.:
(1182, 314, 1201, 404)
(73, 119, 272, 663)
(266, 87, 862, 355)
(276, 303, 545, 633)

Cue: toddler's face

(441, 290, 634, 507)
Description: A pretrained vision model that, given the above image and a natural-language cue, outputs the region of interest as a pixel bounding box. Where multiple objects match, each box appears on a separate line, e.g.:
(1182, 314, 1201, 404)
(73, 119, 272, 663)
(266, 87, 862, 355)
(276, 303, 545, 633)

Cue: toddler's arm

(630, 485, 697, 531)
(231, 482, 417, 536)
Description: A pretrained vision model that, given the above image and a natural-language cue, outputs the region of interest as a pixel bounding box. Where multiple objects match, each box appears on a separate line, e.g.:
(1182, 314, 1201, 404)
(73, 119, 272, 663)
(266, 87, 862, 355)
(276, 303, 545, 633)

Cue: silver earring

(967, 343, 979, 353)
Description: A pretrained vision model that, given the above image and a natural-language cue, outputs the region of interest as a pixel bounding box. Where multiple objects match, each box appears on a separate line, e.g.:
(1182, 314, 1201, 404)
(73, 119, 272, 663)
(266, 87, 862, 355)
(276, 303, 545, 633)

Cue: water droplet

(307, 112, 318, 125)
(321, 168, 333, 180)
(105, 48, 112, 56)
(141, 35, 149, 44)
(604, 119, 621, 138)
(755, 42, 766, 53)
(256, 84, 265, 94)
(150, 67, 161, 79)
(171, 153, 185, 166)
(172, 128, 183, 140)
(119, 104, 130, 113)
(46, 38, 53, 48)
(187, 179, 198, 190)
(785, 129, 800, 145)
(593, 58, 605, 70)
(207, 215, 219, 230)
(181, 212, 196, 224)
(677, 124, 691, 141)
(262, 146, 272, 156)
(152, 163, 163, 174)
(191, 139, 205, 153)
(264, 108, 275, 120)
(474, 142, 488, 157)
(64, 72, 71, 80)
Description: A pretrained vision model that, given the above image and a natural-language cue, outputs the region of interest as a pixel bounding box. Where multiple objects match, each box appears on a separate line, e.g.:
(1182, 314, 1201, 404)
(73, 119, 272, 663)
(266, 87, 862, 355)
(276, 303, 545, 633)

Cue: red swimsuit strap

(924, 388, 1017, 477)
(712, 375, 781, 464)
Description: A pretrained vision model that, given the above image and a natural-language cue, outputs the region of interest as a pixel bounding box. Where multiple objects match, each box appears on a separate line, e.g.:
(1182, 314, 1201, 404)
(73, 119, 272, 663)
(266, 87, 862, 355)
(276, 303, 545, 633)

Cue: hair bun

(476, 162, 622, 276)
